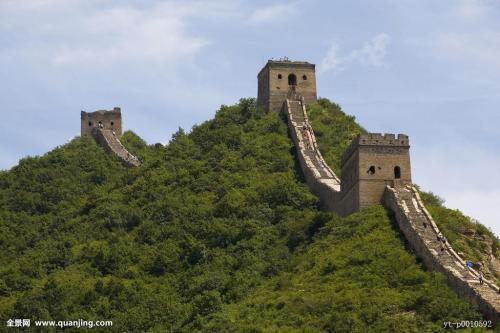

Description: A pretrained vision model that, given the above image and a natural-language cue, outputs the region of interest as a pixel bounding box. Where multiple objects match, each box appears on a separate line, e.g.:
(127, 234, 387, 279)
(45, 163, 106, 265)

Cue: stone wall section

(282, 97, 341, 211)
(384, 185, 500, 323)
(258, 60, 317, 113)
(92, 128, 141, 167)
(283, 96, 499, 322)
(339, 133, 412, 216)
(81, 108, 122, 137)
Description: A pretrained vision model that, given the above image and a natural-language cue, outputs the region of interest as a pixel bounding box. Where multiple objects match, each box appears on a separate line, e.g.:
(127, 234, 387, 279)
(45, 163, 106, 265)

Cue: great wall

(81, 109, 141, 167)
(384, 185, 500, 323)
(268, 59, 499, 323)
(283, 90, 499, 323)
(81, 59, 499, 323)
(283, 94, 341, 208)
(91, 127, 141, 167)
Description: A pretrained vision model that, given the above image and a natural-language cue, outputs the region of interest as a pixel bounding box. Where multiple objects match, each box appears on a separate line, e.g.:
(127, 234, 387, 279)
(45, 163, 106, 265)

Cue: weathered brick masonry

(384, 185, 500, 323)
(81, 108, 141, 167)
(257, 60, 317, 113)
(263, 59, 500, 323)
(81, 108, 122, 137)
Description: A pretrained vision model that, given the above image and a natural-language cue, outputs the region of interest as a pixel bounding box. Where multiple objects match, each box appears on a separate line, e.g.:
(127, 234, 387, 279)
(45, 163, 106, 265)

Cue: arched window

(88, 121, 92, 126)
(111, 121, 114, 126)
(278, 74, 282, 79)
(302, 75, 307, 80)
(394, 166, 401, 179)
(367, 166, 376, 175)
(288, 73, 297, 86)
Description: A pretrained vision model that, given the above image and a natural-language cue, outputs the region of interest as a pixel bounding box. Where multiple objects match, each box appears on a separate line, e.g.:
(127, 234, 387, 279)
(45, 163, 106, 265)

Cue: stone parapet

(92, 128, 141, 167)
(383, 185, 500, 324)
(257, 60, 315, 77)
(341, 133, 410, 166)
(282, 97, 341, 211)
(81, 108, 122, 137)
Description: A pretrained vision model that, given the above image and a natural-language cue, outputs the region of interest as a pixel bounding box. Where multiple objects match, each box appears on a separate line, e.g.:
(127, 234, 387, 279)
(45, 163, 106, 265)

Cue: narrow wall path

(282, 97, 499, 324)
(283, 97, 340, 211)
(384, 185, 500, 323)
(92, 128, 141, 167)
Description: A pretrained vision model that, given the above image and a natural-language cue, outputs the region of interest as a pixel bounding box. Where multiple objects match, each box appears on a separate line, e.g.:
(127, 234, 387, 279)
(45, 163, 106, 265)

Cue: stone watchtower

(257, 59, 317, 113)
(81, 107, 122, 138)
(337, 133, 412, 216)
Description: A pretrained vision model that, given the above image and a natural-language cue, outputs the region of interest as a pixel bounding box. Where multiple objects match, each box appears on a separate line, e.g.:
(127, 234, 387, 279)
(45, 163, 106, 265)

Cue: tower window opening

(278, 74, 282, 79)
(302, 75, 307, 80)
(367, 166, 376, 175)
(88, 121, 92, 126)
(288, 73, 297, 86)
(394, 166, 401, 179)
(111, 121, 114, 126)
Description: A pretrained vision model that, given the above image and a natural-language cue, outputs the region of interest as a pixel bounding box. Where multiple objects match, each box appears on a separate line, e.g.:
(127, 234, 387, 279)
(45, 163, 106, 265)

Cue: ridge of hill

(0, 98, 498, 332)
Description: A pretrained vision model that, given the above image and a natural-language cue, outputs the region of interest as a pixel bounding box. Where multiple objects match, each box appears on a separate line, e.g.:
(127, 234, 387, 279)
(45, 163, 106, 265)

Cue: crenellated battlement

(277, 59, 497, 323)
(80, 107, 140, 167)
(358, 133, 409, 146)
(257, 58, 317, 113)
(81, 107, 122, 138)
(341, 133, 410, 166)
(257, 59, 315, 78)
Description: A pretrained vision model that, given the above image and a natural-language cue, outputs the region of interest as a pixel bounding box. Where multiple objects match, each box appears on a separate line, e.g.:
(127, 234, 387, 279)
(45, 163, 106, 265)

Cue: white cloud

(351, 33, 391, 66)
(320, 43, 341, 72)
(0, 1, 218, 67)
(248, 3, 298, 24)
(51, 8, 209, 65)
(320, 33, 391, 72)
(453, 0, 492, 19)
(431, 32, 500, 73)
(402, 0, 500, 79)
(1, 0, 70, 11)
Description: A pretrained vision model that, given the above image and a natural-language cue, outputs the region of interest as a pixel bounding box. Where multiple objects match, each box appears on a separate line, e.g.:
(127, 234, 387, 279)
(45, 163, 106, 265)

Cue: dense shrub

(0, 98, 491, 332)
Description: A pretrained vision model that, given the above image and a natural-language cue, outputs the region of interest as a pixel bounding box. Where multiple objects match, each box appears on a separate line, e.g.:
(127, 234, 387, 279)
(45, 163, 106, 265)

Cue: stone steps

(287, 100, 337, 180)
(92, 129, 141, 167)
(283, 97, 341, 195)
(285, 93, 500, 322)
(285, 93, 499, 322)
(388, 186, 500, 322)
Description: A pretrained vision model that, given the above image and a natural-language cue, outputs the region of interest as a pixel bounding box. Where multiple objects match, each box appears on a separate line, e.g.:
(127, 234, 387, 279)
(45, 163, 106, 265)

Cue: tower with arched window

(81, 108, 122, 138)
(257, 59, 317, 113)
(335, 133, 412, 216)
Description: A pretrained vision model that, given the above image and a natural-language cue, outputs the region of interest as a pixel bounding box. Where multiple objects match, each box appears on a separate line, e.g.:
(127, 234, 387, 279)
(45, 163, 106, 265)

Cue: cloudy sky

(1, 0, 499, 235)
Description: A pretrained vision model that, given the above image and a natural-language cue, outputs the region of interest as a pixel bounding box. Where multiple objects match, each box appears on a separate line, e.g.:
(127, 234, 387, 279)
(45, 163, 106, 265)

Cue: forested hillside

(0, 99, 498, 332)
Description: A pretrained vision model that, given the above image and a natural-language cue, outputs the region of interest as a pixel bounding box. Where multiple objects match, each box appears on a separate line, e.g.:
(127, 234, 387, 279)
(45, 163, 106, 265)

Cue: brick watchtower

(337, 133, 412, 216)
(81, 107, 122, 138)
(257, 59, 317, 113)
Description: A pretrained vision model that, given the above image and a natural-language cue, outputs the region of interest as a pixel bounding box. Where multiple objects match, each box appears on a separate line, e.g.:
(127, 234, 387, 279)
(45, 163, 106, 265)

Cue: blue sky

(1, 0, 499, 235)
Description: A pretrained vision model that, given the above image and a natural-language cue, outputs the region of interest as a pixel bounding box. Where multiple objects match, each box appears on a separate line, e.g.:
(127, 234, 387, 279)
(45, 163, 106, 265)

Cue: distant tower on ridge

(81, 107, 122, 138)
(337, 133, 412, 216)
(257, 59, 317, 113)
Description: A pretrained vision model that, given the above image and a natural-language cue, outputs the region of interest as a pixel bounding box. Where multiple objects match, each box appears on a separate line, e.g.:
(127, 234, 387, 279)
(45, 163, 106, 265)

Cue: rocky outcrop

(384, 185, 500, 323)
(92, 128, 141, 167)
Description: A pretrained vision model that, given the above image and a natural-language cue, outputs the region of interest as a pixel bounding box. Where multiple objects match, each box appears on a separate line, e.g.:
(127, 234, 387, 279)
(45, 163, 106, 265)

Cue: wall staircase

(385, 185, 500, 322)
(92, 128, 141, 167)
(282, 95, 500, 324)
(283, 96, 341, 211)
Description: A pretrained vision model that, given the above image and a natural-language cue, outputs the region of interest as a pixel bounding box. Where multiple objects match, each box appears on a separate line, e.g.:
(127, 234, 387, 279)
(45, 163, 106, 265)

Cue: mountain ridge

(0, 98, 498, 332)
